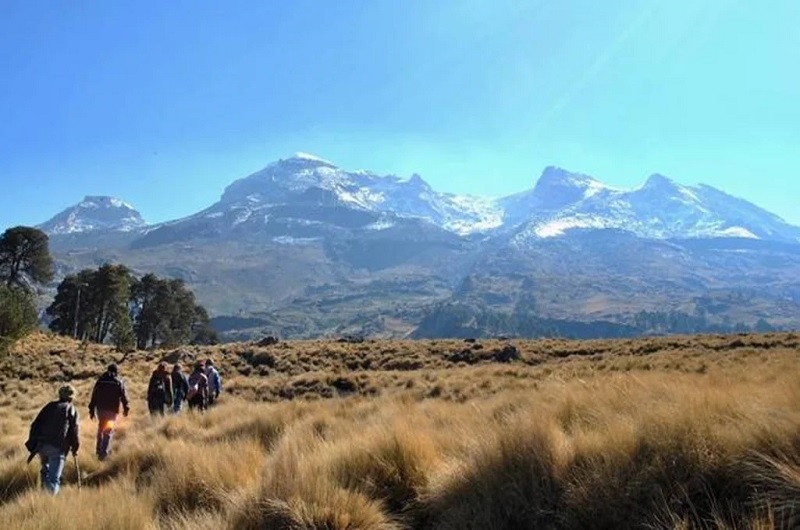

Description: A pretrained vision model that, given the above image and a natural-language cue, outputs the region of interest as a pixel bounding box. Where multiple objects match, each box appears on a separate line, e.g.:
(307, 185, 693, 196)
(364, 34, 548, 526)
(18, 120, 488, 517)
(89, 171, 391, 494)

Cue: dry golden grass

(0, 332, 797, 529)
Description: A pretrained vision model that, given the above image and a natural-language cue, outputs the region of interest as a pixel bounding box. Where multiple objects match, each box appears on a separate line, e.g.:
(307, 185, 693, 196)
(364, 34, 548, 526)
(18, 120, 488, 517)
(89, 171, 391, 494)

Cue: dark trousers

(148, 399, 166, 416)
(188, 394, 206, 411)
(173, 389, 185, 413)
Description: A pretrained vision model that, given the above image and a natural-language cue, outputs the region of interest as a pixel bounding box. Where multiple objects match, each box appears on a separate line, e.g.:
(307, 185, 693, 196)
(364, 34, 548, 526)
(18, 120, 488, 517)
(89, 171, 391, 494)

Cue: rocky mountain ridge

(37, 153, 800, 244)
(30, 154, 800, 339)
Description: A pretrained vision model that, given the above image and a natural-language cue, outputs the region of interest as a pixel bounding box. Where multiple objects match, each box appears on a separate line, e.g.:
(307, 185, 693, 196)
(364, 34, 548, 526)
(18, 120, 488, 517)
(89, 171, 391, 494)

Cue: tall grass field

(0, 332, 798, 529)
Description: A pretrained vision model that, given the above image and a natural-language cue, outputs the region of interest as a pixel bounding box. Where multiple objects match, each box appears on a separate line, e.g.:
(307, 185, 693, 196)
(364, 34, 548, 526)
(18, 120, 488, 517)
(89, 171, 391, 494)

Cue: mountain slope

(39, 195, 146, 235)
(506, 169, 800, 245)
(37, 158, 799, 245)
(36, 155, 800, 338)
(210, 153, 502, 236)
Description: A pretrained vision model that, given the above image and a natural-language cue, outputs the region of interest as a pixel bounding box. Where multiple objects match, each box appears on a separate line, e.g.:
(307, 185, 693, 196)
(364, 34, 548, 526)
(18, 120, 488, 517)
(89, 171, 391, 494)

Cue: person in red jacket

(88, 364, 129, 461)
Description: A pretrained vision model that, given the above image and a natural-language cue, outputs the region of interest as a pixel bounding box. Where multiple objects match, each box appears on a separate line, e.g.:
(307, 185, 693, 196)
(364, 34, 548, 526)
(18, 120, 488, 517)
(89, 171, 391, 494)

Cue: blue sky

(1, 0, 798, 229)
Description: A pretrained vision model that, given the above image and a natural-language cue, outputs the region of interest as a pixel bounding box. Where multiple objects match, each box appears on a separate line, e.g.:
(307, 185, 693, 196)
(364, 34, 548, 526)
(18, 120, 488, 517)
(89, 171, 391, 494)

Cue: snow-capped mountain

(39, 196, 146, 235)
(36, 155, 800, 338)
(224, 157, 799, 243)
(500, 166, 614, 226)
(190, 153, 502, 236)
(507, 168, 800, 245)
(37, 155, 800, 245)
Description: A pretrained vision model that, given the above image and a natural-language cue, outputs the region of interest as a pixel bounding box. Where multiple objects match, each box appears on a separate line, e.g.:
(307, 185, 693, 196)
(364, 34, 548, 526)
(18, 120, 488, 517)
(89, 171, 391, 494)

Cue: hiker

(88, 363, 129, 461)
(147, 362, 173, 416)
(171, 363, 189, 413)
(25, 385, 80, 495)
(205, 358, 222, 406)
(187, 361, 209, 412)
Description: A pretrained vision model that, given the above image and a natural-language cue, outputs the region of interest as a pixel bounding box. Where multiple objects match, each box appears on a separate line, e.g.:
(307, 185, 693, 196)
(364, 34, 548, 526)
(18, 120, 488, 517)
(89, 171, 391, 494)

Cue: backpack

(148, 373, 166, 401)
(172, 372, 189, 396)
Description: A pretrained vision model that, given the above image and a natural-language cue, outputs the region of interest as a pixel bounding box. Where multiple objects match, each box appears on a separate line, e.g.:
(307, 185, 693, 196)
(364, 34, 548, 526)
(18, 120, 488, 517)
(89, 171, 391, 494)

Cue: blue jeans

(38, 443, 66, 495)
(173, 389, 184, 413)
(96, 410, 118, 460)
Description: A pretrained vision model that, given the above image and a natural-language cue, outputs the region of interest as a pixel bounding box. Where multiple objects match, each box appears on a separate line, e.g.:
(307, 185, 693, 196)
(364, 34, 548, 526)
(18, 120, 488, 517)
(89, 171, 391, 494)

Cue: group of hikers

(147, 359, 222, 415)
(25, 359, 222, 495)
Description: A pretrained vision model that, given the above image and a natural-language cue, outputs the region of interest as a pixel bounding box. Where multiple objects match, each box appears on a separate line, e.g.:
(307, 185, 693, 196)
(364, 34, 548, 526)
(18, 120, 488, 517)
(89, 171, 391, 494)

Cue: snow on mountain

(201, 155, 799, 242)
(510, 169, 800, 245)
(532, 166, 613, 206)
(39, 196, 146, 235)
(39, 155, 798, 245)
(292, 152, 336, 165)
(213, 154, 502, 235)
(500, 166, 616, 227)
(443, 194, 504, 234)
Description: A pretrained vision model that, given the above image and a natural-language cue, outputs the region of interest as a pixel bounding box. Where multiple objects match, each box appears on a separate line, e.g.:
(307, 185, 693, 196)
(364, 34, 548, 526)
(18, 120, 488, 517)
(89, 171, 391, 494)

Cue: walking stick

(73, 453, 82, 491)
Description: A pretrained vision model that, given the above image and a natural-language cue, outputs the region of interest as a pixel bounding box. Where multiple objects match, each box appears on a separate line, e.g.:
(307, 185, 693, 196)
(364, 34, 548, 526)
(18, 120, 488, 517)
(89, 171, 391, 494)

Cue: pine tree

(131, 273, 161, 349)
(47, 270, 94, 339)
(111, 305, 135, 352)
(47, 264, 133, 344)
(0, 226, 54, 290)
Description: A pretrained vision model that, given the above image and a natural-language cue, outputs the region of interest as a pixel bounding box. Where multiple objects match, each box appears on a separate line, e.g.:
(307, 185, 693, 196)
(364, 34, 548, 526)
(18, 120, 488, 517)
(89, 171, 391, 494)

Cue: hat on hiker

(107, 363, 118, 374)
(58, 385, 75, 400)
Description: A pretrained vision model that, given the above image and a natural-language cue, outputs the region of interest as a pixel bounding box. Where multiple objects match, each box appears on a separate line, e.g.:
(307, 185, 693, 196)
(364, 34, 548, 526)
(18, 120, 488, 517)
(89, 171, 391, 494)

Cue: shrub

(0, 285, 37, 354)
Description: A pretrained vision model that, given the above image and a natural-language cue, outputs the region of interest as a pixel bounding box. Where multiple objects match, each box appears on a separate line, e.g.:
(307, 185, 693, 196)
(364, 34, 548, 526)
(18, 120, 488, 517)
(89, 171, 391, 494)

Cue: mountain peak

(538, 166, 605, 188)
(221, 152, 345, 205)
(79, 195, 136, 210)
(643, 173, 679, 190)
(532, 167, 607, 209)
(406, 173, 432, 191)
(39, 196, 146, 235)
(284, 152, 337, 168)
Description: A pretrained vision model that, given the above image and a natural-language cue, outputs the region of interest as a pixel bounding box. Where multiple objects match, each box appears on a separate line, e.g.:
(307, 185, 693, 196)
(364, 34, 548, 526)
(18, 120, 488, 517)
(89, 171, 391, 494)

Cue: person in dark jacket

(26, 385, 80, 495)
(171, 364, 189, 414)
(147, 362, 173, 416)
(88, 363, 129, 461)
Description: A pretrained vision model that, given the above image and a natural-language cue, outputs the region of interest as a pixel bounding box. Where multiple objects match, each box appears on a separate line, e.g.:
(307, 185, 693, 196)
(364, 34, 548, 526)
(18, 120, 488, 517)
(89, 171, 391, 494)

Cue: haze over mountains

(34, 154, 800, 339)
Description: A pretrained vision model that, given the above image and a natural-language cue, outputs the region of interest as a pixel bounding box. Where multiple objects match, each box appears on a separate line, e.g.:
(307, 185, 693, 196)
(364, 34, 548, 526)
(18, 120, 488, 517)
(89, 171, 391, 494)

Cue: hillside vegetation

(0, 332, 798, 529)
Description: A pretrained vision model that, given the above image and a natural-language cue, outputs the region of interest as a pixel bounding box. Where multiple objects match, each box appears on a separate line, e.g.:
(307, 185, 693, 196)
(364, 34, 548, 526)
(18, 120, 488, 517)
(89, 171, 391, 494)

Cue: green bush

(0, 284, 38, 353)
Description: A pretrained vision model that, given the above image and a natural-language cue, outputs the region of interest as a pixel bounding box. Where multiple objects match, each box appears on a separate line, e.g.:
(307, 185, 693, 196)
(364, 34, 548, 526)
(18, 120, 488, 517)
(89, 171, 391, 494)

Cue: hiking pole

(73, 453, 82, 491)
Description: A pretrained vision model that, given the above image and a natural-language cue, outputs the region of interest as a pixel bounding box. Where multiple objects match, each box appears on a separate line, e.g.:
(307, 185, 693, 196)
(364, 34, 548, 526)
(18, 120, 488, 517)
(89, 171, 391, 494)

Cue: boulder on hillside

(337, 334, 365, 344)
(256, 336, 280, 347)
(446, 348, 479, 365)
(493, 345, 521, 363)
